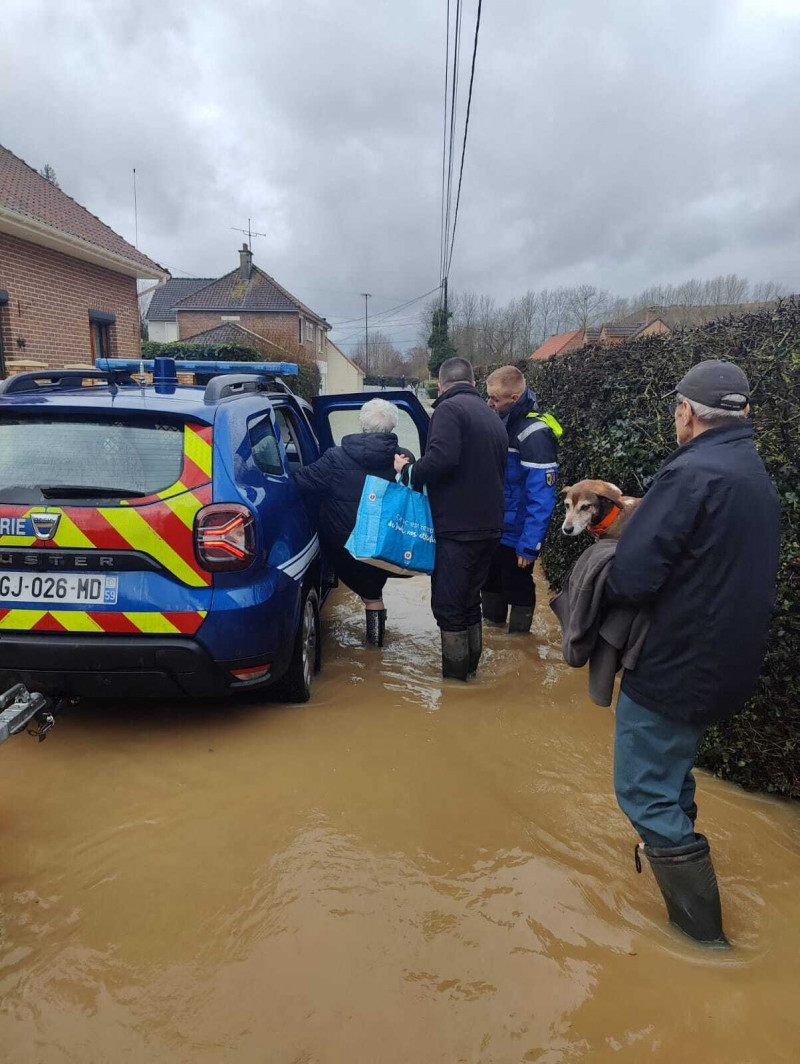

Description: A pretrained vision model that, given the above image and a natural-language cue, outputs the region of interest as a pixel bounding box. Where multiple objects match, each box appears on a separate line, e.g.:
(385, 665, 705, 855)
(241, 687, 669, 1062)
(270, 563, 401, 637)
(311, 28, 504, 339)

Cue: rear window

(0, 415, 185, 502)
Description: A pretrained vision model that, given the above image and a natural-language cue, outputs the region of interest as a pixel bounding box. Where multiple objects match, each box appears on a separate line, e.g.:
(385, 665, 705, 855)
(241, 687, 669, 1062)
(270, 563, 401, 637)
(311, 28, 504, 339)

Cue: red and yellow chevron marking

(0, 422, 214, 588)
(0, 608, 207, 635)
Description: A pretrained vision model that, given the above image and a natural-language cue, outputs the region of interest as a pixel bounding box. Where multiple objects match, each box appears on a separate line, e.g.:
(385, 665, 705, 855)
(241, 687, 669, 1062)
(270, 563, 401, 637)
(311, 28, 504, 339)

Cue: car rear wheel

(272, 586, 320, 703)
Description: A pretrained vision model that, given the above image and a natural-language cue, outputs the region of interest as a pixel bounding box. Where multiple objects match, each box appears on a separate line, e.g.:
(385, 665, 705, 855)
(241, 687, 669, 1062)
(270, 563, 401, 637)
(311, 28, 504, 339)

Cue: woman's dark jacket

(293, 432, 413, 547)
(606, 423, 780, 725)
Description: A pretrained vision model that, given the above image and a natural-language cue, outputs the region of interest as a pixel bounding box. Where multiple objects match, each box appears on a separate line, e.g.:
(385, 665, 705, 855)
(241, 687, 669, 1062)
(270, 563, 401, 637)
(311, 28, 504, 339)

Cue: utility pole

(361, 292, 371, 375)
(443, 276, 448, 319)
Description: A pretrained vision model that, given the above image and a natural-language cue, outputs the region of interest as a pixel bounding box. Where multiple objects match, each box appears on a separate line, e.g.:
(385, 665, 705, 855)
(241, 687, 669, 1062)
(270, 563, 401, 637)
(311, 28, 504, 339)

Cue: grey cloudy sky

(2, 0, 800, 350)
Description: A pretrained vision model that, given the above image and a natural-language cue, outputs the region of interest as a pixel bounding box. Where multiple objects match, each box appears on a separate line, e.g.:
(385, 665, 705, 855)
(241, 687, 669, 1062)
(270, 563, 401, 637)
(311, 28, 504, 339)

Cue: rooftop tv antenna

(231, 218, 266, 246)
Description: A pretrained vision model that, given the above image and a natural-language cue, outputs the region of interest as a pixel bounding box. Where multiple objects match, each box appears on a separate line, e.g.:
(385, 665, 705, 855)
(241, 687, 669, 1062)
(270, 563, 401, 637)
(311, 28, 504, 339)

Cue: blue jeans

(613, 690, 705, 848)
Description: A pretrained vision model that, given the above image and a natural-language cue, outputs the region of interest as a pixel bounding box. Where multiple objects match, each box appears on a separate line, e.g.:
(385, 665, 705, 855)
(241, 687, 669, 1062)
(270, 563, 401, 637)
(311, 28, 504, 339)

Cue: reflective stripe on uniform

(517, 420, 549, 443)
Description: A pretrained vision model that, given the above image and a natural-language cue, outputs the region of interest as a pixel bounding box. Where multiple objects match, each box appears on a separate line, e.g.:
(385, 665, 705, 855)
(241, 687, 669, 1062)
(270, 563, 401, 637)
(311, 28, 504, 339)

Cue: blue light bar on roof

(97, 358, 299, 376)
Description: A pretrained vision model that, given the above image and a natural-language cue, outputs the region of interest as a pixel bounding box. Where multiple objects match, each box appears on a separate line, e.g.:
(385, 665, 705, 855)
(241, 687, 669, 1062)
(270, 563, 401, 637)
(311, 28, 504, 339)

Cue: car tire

(272, 585, 320, 703)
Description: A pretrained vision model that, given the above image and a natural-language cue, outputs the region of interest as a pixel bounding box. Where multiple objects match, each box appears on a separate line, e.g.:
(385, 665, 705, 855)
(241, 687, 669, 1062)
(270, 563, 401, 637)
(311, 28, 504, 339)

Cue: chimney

(239, 243, 253, 280)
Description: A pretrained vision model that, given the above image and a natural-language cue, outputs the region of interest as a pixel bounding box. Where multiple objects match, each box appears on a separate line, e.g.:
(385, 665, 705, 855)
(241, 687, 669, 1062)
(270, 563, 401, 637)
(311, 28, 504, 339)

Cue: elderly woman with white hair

(293, 398, 414, 646)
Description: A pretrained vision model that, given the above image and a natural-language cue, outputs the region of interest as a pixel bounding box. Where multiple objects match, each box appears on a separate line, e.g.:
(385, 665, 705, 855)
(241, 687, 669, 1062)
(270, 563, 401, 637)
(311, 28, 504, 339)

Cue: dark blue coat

(501, 390, 559, 559)
(606, 422, 780, 724)
(294, 432, 412, 548)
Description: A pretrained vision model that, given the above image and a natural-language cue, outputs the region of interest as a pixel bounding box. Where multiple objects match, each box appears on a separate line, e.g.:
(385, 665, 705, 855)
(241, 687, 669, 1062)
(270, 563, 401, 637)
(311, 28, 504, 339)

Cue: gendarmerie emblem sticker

(546, 470, 557, 487)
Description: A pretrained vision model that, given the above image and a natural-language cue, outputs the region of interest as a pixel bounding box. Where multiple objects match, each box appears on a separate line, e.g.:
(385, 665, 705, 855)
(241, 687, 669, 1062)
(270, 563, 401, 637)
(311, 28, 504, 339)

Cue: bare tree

(565, 284, 611, 329)
(352, 330, 405, 376)
(752, 280, 788, 302)
(39, 163, 59, 187)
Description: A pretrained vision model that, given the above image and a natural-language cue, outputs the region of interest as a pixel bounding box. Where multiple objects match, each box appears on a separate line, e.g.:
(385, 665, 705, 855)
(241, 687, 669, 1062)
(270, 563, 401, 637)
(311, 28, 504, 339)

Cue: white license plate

(0, 572, 118, 606)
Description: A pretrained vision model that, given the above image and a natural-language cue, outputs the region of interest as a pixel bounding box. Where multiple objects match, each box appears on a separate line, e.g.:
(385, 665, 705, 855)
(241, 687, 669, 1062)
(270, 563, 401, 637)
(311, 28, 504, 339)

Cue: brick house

(145, 276, 214, 342)
(150, 244, 330, 360)
(0, 144, 166, 376)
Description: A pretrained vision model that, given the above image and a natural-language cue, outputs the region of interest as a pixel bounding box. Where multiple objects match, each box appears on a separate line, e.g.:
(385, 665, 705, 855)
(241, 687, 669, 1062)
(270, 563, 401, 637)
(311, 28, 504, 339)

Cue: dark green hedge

(477, 298, 800, 798)
(140, 340, 320, 400)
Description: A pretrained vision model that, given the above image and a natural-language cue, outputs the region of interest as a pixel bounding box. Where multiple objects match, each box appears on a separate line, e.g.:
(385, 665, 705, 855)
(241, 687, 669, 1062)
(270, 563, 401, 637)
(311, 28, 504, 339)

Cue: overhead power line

(447, 0, 483, 275)
(437, 0, 484, 309)
(328, 285, 442, 329)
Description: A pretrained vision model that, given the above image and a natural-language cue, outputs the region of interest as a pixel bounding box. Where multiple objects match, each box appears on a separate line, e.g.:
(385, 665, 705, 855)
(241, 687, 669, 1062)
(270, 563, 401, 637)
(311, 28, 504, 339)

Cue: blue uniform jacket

(501, 389, 559, 559)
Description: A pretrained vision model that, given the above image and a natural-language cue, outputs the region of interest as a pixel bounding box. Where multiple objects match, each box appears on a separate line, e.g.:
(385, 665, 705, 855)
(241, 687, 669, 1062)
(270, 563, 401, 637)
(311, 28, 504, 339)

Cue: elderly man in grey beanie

(605, 360, 780, 946)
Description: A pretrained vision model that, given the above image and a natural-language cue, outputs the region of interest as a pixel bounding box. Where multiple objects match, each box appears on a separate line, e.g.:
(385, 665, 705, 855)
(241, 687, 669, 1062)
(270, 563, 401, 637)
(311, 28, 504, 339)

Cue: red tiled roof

(0, 144, 165, 278)
(530, 329, 582, 360)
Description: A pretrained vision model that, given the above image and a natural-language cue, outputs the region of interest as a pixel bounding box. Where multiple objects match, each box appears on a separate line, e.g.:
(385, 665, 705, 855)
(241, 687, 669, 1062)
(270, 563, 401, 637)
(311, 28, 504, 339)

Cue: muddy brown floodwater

(2, 573, 800, 1063)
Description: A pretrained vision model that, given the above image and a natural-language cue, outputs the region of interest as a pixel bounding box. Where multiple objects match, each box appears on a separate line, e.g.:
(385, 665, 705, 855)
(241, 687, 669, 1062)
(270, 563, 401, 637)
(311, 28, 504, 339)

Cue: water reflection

(1, 574, 800, 1062)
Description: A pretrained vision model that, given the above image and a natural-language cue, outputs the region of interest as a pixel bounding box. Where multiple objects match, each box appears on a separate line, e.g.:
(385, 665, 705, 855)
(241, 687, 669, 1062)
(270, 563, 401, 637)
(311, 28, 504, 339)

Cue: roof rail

(0, 368, 135, 395)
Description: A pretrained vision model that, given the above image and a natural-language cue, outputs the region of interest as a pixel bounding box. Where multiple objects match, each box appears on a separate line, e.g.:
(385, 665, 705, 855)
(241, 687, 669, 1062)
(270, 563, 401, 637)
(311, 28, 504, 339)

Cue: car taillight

(194, 504, 256, 571)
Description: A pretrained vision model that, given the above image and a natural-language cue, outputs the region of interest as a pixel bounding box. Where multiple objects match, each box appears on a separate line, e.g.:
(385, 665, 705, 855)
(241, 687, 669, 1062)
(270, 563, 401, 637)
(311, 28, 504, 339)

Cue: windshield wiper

(40, 485, 147, 499)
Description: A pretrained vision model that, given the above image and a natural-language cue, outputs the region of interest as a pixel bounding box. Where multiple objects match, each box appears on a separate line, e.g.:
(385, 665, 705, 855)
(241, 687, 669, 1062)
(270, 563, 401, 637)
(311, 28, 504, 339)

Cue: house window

(88, 310, 116, 362)
(305, 320, 314, 343)
(90, 321, 111, 361)
(316, 327, 323, 353)
(298, 317, 303, 344)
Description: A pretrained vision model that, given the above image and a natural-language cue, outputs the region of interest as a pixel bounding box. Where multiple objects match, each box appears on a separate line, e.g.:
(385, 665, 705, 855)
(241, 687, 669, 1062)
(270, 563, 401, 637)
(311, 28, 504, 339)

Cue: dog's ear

(561, 485, 573, 497)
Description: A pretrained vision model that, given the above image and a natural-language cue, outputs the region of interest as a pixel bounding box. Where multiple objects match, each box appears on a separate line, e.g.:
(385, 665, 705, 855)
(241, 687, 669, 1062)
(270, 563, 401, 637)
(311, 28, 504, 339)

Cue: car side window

(248, 415, 284, 476)
(273, 407, 305, 471)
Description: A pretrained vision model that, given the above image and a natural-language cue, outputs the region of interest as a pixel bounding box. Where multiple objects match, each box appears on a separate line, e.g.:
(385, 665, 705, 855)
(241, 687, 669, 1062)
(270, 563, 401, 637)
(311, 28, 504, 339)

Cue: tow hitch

(0, 683, 56, 744)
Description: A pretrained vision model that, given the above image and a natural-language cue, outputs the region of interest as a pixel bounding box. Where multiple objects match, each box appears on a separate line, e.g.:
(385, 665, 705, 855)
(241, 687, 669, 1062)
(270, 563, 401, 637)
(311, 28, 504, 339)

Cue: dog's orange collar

(589, 500, 623, 536)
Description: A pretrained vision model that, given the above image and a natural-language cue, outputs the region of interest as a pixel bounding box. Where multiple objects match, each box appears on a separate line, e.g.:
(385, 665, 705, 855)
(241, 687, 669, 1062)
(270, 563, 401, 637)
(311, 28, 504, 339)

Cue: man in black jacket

(395, 357, 507, 680)
(606, 360, 780, 945)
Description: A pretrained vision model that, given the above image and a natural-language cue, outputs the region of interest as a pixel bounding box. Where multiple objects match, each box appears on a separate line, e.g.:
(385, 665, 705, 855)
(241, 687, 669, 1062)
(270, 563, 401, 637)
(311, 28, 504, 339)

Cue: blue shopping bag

(345, 473, 436, 575)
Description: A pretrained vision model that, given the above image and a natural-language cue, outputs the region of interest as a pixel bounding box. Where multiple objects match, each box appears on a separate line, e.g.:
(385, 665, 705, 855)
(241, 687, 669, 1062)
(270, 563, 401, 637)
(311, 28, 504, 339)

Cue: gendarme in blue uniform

(501, 388, 559, 559)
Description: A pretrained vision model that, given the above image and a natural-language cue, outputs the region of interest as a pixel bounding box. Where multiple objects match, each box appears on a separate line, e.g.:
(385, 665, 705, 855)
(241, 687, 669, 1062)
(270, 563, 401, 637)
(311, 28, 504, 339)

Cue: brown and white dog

(561, 479, 641, 539)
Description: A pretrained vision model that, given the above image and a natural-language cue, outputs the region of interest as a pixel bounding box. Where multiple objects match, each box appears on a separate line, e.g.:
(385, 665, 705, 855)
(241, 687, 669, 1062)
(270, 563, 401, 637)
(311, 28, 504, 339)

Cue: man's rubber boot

(508, 606, 535, 634)
(365, 609, 386, 647)
(467, 623, 483, 675)
(441, 630, 470, 681)
(637, 834, 729, 947)
(481, 591, 507, 626)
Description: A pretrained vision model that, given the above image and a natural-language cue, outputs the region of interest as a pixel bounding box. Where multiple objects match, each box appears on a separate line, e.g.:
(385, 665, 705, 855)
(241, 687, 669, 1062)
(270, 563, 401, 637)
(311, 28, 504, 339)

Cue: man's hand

(394, 453, 411, 475)
(516, 554, 534, 569)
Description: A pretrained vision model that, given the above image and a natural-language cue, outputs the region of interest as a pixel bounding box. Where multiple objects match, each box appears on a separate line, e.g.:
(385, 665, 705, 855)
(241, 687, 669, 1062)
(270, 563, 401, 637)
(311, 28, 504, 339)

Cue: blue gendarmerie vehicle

(0, 357, 428, 702)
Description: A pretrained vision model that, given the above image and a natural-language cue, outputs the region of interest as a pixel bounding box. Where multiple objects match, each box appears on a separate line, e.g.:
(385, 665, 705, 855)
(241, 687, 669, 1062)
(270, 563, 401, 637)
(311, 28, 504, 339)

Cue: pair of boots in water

(439, 591, 534, 681)
(638, 831, 728, 947)
(441, 624, 483, 681)
(481, 591, 534, 634)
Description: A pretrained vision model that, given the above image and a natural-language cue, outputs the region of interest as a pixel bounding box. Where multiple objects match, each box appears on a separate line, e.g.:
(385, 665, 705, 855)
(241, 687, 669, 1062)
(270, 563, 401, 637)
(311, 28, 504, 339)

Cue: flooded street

(2, 573, 800, 1063)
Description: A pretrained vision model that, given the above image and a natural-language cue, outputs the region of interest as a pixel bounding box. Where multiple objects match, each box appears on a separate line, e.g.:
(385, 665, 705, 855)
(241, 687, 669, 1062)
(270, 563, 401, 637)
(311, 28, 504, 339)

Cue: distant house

(529, 328, 584, 360)
(0, 143, 167, 376)
(148, 244, 330, 361)
(174, 320, 294, 362)
(598, 318, 670, 345)
(319, 339, 365, 394)
(530, 318, 670, 360)
(145, 277, 214, 342)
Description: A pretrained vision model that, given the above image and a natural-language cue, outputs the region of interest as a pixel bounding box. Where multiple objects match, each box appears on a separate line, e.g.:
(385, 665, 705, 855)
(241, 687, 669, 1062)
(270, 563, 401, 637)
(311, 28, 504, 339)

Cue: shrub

(426, 384, 439, 400)
(477, 299, 800, 798)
